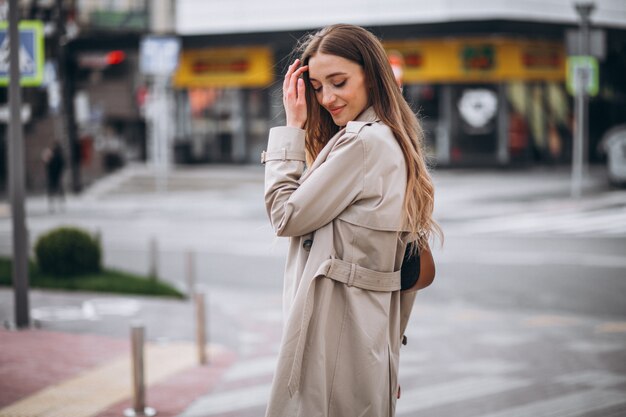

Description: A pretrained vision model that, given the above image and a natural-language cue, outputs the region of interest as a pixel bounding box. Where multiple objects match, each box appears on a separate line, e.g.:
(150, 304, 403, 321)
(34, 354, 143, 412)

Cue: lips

(329, 106, 345, 116)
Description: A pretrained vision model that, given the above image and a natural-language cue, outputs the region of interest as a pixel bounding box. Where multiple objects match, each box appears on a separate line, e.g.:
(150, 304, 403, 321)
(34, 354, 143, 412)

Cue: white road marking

(456, 208, 626, 237)
(554, 371, 626, 388)
(178, 383, 271, 416)
(448, 359, 526, 375)
(567, 340, 625, 353)
(223, 356, 277, 382)
(479, 389, 626, 417)
(396, 376, 531, 415)
(477, 333, 536, 347)
(435, 251, 626, 268)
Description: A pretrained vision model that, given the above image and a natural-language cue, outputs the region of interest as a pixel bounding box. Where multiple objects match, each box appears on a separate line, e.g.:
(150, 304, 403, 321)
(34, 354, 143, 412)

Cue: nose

(322, 91, 336, 107)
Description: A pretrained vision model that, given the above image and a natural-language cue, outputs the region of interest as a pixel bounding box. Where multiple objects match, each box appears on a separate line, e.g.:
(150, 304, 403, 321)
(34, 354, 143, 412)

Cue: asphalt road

(1, 164, 625, 417)
(1, 164, 625, 320)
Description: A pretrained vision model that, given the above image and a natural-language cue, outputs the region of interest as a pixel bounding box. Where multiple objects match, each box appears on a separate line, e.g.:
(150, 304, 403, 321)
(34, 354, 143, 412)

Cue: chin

(332, 115, 350, 127)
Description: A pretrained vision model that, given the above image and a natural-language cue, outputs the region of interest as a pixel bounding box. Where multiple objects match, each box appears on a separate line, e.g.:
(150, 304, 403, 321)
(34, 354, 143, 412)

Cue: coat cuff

(261, 127, 306, 164)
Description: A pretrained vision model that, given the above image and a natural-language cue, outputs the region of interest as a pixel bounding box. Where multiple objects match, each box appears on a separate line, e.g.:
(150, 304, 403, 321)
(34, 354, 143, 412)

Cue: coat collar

(298, 106, 379, 184)
(354, 106, 379, 124)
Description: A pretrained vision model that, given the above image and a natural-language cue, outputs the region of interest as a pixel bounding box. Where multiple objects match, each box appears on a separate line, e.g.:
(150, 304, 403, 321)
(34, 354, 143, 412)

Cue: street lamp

(570, 2, 596, 198)
(575, 3, 595, 59)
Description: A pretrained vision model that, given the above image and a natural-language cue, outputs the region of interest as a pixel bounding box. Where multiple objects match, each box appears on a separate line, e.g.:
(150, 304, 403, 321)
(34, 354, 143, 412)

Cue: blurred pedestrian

(41, 141, 65, 212)
(263, 24, 441, 417)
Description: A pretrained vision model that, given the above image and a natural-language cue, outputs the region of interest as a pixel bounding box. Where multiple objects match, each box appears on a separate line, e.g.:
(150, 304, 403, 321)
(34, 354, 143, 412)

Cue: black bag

(401, 242, 436, 291)
(401, 244, 420, 291)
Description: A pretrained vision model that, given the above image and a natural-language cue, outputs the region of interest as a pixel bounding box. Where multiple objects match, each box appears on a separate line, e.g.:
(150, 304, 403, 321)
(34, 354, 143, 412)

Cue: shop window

(449, 84, 499, 164)
(505, 82, 572, 165)
(175, 87, 269, 164)
(404, 84, 440, 154)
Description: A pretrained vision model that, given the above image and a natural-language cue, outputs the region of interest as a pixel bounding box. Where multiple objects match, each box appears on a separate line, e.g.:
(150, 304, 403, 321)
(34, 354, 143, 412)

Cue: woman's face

(308, 52, 369, 127)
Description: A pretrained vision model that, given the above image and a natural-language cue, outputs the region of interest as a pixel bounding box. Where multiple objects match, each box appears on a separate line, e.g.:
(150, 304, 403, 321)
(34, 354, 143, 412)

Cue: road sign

(140, 36, 181, 76)
(567, 56, 599, 97)
(566, 29, 606, 60)
(0, 20, 44, 86)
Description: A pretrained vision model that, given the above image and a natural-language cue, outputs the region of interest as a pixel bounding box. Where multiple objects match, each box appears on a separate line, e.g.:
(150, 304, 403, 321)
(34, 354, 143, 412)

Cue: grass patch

(0, 257, 185, 299)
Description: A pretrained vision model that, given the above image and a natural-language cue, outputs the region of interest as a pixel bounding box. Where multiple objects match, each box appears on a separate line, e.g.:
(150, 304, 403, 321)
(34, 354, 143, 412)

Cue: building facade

(172, 0, 626, 167)
(4, 1, 626, 194)
(1, 0, 163, 192)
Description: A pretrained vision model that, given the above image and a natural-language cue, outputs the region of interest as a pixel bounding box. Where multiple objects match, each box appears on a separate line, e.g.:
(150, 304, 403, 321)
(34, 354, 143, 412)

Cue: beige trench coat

(263, 107, 418, 417)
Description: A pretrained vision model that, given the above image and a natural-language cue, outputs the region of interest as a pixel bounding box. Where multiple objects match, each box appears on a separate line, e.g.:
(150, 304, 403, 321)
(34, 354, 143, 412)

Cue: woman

(263, 24, 441, 417)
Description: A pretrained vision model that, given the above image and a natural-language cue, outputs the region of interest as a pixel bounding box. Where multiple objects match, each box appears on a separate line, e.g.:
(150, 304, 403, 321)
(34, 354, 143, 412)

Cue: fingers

(288, 66, 308, 98)
(288, 67, 308, 105)
(283, 60, 301, 96)
(283, 59, 308, 102)
(283, 60, 298, 94)
(283, 59, 309, 127)
(297, 78, 306, 105)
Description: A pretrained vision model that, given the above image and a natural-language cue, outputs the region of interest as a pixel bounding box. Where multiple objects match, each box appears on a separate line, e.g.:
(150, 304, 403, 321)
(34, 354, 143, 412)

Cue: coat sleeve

(264, 126, 365, 237)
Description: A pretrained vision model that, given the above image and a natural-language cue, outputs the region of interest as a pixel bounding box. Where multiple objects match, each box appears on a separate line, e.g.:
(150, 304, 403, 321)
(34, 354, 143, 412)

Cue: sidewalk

(0, 329, 235, 417)
(0, 283, 285, 417)
(0, 288, 239, 417)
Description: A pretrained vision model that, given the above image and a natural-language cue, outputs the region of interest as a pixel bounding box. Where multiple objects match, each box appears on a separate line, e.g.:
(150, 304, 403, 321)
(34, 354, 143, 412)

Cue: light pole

(571, 2, 595, 198)
(8, 0, 30, 328)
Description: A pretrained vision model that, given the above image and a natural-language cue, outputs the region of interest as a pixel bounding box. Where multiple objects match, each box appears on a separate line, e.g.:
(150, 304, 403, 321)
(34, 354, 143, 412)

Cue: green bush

(34, 227, 101, 277)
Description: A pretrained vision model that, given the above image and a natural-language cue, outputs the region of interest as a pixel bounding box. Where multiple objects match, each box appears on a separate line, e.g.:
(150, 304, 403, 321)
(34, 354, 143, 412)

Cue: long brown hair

(297, 24, 442, 249)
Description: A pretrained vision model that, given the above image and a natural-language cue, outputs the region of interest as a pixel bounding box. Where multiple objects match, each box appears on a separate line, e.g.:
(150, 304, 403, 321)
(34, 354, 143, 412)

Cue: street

(1, 164, 625, 416)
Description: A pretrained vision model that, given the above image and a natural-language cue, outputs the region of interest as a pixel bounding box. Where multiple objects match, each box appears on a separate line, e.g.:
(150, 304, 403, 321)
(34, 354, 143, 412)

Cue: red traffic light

(106, 50, 126, 65)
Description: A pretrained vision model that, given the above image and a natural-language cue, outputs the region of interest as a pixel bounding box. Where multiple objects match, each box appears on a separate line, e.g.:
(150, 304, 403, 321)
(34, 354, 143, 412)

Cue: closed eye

(311, 80, 346, 93)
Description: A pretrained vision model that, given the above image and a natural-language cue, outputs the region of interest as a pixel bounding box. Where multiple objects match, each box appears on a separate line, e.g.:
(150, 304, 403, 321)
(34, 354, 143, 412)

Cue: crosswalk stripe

(178, 384, 271, 416)
(554, 371, 626, 388)
(478, 389, 626, 417)
(223, 356, 277, 382)
(454, 208, 626, 236)
(553, 212, 626, 234)
(436, 251, 626, 268)
(396, 376, 531, 415)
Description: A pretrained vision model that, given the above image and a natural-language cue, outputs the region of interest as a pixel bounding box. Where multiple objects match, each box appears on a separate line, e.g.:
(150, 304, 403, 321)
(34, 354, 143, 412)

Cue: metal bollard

(195, 292, 208, 365)
(148, 237, 158, 280)
(123, 324, 156, 417)
(186, 250, 196, 296)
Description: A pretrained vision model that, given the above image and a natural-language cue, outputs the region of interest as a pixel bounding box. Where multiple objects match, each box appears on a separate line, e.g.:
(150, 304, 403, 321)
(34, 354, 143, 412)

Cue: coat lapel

(298, 128, 345, 183)
(299, 107, 379, 184)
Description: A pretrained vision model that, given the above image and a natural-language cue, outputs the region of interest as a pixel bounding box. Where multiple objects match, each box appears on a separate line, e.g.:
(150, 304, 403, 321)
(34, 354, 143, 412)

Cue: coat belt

(287, 258, 401, 396)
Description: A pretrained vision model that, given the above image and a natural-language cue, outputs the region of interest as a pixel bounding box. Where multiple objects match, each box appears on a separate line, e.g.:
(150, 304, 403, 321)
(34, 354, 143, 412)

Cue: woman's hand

(283, 59, 308, 129)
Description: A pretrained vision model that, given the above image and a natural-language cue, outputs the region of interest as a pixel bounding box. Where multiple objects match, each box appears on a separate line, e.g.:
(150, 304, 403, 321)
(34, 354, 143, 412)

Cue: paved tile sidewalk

(0, 329, 236, 417)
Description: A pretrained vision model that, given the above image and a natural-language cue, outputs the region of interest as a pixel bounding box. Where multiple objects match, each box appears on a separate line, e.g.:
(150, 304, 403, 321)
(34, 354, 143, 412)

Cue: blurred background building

(174, 0, 626, 168)
(2, 0, 626, 192)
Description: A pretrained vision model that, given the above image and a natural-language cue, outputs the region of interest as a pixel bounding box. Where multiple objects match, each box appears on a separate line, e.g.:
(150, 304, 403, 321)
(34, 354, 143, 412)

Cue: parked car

(600, 124, 626, 187)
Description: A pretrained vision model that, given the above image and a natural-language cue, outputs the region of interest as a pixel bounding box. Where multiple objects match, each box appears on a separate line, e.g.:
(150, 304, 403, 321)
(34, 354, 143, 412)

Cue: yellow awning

(174, 46, 274, 88)
(384, 37, 566, 83)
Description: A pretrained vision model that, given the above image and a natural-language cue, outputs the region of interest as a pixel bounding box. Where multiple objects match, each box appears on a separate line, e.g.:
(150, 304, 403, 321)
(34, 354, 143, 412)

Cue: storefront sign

(522, 46, 562, 69)
(460, 45, 496, 71)
(174, 46, 273, 88)
(384, 38, 565, 83)
(457, 89, 498, 132)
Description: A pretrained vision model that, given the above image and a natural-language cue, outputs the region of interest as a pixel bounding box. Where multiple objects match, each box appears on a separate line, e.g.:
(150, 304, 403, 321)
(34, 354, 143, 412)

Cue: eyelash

(312, 80, 346, 93)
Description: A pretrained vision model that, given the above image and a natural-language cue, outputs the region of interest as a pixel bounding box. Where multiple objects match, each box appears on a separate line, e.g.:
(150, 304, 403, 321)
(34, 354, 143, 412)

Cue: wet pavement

(1, 164, 625, 416)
